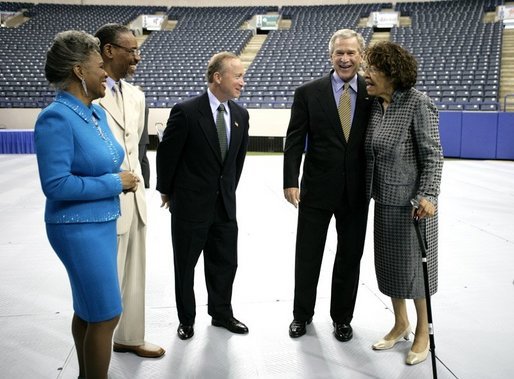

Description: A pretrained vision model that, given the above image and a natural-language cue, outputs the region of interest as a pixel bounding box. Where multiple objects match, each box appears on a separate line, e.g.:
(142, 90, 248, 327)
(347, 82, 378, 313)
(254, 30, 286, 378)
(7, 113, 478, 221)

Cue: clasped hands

(119, 170, 140, 193)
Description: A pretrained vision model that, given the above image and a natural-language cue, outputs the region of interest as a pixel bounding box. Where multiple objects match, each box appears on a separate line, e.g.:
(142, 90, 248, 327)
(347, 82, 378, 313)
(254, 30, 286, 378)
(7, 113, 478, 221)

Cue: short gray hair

(328, 29, 365, 56)
(45, 30, 100, 90)
(205, 51, 239, 83)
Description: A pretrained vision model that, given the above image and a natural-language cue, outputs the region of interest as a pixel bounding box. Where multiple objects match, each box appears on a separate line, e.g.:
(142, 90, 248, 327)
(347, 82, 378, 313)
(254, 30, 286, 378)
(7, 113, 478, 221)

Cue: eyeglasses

(110, 43, 141, 56)
(361, 64, 380, 74)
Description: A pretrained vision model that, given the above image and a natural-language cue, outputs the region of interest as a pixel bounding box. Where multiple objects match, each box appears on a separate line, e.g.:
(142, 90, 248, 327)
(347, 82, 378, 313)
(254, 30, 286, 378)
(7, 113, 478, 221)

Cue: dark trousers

(293, 199, 368, 323)
(171, 197, 238, 325)
(138, 143, 150, 189)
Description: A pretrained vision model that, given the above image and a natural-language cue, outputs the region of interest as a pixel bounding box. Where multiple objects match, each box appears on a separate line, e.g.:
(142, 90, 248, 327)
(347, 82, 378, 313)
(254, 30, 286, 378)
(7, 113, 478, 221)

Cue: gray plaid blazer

(365, 87, 443, 206)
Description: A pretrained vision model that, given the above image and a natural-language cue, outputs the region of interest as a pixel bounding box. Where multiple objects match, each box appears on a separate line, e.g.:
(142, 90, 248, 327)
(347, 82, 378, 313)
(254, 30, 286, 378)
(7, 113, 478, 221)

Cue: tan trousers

(113, 210, 146, 345)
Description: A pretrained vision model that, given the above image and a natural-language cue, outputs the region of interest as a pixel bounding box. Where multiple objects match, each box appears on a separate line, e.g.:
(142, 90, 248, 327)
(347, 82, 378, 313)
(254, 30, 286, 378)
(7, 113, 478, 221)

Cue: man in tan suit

(95, 23, 164, 358)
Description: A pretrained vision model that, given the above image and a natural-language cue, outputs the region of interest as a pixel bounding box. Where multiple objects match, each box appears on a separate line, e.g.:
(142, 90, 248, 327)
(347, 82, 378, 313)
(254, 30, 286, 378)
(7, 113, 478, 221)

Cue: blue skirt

(46, 220, 122, 322)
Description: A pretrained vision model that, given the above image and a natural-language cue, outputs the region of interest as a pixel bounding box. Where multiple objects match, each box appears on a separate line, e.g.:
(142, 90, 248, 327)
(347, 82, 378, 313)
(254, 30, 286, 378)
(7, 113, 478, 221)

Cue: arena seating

(394, 0, 504, 111)
(135, 6, 266, 108)
(0, 0, 507, 111)
(239, 4, 379, 109)
(0, 3, 167, 108)
(0, 1, 31, 13)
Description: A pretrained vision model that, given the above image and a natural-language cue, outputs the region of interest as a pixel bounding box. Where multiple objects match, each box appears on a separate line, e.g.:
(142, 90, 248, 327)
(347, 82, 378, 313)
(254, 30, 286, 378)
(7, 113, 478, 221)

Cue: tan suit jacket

(97, 80, 147, 234)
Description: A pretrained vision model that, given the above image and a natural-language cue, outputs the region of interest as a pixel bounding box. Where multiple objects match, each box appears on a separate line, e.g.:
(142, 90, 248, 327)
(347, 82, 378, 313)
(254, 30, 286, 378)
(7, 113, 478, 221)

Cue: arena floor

(1, 152, 513, 379)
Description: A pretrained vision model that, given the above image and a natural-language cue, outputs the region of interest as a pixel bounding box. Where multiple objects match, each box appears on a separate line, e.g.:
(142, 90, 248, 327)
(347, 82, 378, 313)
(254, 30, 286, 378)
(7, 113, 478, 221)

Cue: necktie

(113, 82, 124, 119)
(338, 82, 352, 142)
(216, 104, 228, 162)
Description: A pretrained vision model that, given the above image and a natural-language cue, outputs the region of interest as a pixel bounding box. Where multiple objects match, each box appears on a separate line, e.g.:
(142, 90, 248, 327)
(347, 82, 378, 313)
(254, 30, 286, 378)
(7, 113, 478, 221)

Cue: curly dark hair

(365, 41, 417, 90)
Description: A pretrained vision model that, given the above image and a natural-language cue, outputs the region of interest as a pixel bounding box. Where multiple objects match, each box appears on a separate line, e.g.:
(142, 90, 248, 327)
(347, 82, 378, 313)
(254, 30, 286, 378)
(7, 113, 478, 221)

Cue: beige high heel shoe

(406, 343, 429, 365)
(372, 326, 411, 350)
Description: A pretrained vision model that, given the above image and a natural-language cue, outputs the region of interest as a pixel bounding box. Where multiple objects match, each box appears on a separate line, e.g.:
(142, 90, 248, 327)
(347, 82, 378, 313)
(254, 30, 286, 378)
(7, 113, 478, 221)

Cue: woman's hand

(412, 197, 435, 219)
(119, 171, 139, 193)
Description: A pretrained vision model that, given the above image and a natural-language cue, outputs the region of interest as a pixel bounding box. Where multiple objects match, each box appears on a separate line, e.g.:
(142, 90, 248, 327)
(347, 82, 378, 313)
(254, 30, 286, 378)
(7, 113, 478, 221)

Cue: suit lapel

(316, 72, 346, 145)
(99, 87, 125, 128)
(226, 100, 243, 162)
(347, 75, 370, 147)
(197, 93, 223, 163)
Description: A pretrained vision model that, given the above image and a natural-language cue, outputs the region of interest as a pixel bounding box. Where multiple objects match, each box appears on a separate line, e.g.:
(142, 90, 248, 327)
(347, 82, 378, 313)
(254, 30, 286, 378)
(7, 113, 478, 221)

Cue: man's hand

(160, 193, 171, 209)
(284, 187, 300, 208)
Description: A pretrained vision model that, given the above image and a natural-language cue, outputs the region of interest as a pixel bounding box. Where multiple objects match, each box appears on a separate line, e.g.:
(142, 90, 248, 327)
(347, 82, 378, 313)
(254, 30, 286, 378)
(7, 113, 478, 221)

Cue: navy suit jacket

(283, 72, 373, 210)
(156, 92, 249, 222)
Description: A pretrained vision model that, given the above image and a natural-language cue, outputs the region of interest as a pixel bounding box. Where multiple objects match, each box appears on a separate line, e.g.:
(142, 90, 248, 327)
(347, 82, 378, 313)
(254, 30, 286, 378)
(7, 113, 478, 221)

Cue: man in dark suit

(156, 52, 250, 340)
(127, 64, 151, 189)
(138, 104, 150, 188)
(283, 29, 373, 342)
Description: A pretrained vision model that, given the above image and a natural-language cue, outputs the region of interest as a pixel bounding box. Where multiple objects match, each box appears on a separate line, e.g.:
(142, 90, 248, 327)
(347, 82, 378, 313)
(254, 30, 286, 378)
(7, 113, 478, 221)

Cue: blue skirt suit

(35, 91, 125, 323)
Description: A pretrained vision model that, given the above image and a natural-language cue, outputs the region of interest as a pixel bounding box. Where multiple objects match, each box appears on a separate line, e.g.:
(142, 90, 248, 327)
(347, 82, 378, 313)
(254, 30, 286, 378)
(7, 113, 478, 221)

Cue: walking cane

(411, 199, 438, 379)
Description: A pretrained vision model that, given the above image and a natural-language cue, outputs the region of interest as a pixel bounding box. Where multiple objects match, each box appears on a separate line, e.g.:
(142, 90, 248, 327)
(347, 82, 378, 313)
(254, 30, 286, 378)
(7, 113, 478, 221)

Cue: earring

(80, 78, 89, 96)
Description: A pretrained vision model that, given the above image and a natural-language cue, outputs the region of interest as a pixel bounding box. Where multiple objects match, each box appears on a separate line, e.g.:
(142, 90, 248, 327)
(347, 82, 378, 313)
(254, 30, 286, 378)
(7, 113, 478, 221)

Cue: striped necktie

(113, 82, 124, 118)
(338, 82, 352, 141)
(216, 104, 228, 162)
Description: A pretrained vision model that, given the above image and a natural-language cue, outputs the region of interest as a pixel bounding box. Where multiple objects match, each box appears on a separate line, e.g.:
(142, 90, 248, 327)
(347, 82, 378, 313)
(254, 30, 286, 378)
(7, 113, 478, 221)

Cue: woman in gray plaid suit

(363, 41, 443, 366)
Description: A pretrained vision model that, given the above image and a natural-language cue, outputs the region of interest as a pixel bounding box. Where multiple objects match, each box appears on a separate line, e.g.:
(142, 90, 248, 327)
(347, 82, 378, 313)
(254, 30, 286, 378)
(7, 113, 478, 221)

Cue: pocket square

(235, 122, 239, 127)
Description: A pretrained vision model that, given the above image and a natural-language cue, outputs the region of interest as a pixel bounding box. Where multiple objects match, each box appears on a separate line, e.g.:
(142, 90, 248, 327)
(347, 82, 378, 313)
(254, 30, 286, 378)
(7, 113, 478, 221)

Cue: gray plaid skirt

(374, 202, 438, 299)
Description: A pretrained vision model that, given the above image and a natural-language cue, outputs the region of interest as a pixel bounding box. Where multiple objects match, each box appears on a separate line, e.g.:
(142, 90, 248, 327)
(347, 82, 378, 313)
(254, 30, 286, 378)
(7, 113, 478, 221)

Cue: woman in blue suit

(35, 31, 139, 379)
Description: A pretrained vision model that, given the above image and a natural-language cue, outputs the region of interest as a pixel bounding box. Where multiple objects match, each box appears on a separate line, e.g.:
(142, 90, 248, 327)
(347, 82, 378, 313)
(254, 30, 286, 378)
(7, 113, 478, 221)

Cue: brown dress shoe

(113, 342, 165, 358)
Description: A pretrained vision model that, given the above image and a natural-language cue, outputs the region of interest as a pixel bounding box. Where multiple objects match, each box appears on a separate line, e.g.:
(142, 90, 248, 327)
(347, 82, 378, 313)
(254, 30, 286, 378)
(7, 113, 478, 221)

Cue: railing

(503, 94, 514, 111)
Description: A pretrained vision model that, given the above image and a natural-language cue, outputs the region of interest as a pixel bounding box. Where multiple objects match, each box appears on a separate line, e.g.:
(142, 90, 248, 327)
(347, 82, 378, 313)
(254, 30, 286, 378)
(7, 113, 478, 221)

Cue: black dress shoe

(289, 318, 312, 338)
(212, 317, 249, 334)
(333, 322, 353, 342)
(177, 323, 194, 340)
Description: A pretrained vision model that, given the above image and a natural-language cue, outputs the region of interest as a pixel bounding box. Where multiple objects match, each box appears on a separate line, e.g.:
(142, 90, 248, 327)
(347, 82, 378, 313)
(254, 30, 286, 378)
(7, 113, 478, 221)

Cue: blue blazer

(35, 91, 124, 224)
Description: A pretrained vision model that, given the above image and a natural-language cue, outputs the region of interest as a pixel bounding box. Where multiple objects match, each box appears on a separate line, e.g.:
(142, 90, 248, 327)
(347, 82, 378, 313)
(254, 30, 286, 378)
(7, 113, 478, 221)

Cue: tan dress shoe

(113, 342, 165, 358)
(406, 343, 429, 365)
(372, 325, 411, 350)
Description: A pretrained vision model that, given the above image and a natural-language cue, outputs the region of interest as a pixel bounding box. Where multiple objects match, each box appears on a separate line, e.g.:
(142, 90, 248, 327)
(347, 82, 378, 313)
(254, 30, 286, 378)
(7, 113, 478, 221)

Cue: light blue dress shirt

(331, 72, 358, 128)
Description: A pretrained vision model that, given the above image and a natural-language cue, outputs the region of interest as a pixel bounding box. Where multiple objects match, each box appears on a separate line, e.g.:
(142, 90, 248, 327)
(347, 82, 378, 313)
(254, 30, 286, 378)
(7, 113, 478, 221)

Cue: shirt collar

(106, 77, 119, 92)
(55, 90, 100, 122)
(379, 88, 409, 106)
(207, 88, 228, 114)
(331, 71, 358, 93)
(392, 88, 408, 103)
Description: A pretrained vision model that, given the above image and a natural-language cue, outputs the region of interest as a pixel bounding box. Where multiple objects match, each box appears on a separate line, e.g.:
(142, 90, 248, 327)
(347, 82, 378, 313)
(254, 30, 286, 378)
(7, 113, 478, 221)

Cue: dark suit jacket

(283, 72, 373, 210)
(156, 92, 249, 222)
